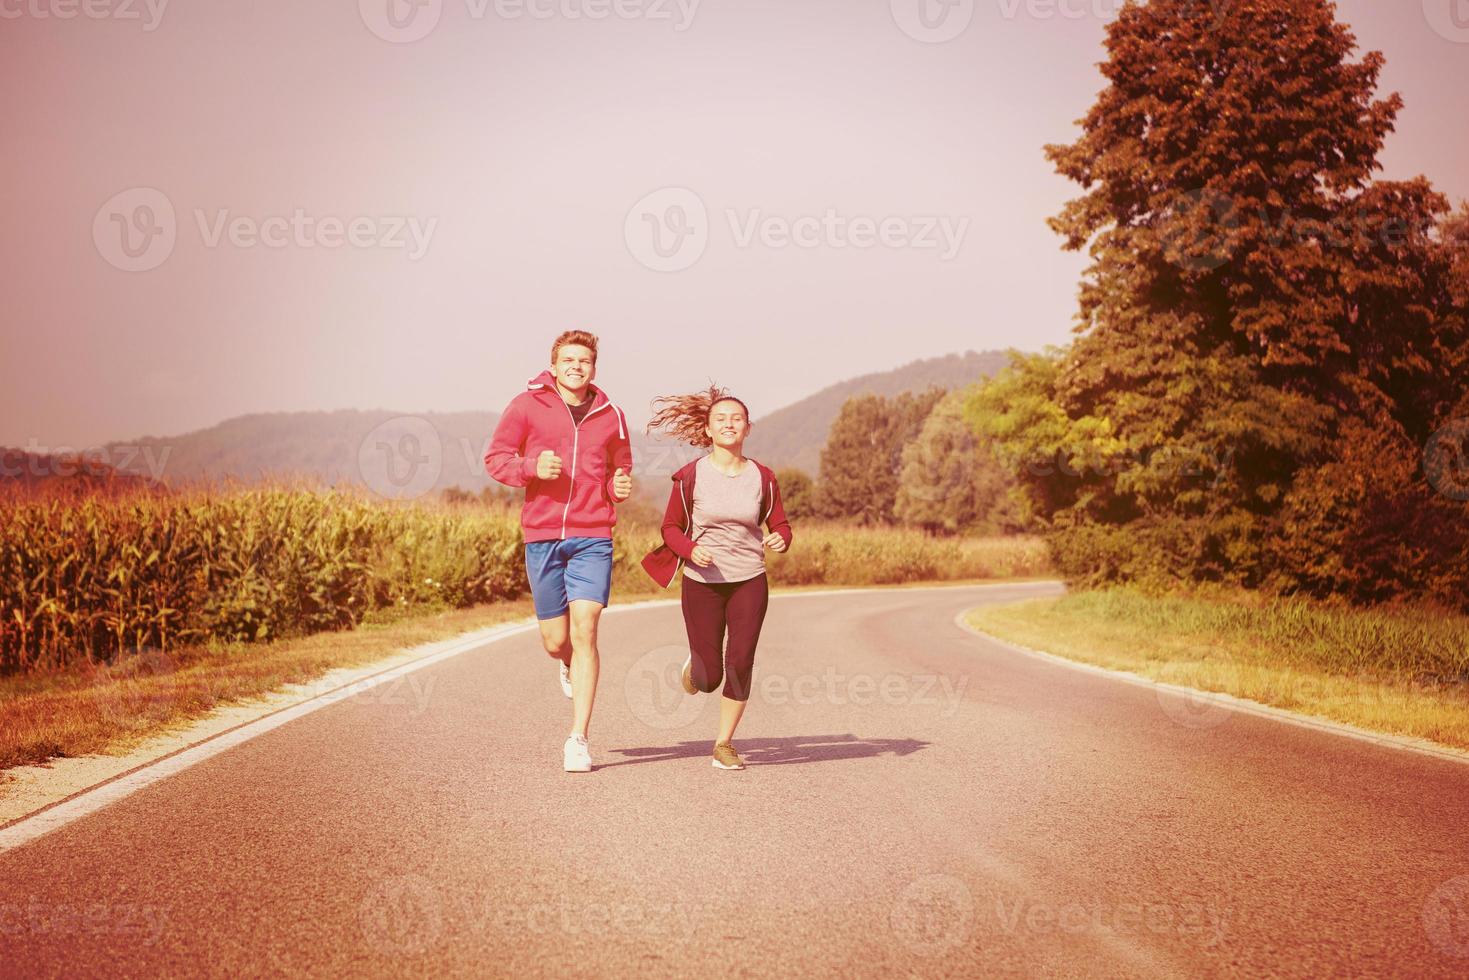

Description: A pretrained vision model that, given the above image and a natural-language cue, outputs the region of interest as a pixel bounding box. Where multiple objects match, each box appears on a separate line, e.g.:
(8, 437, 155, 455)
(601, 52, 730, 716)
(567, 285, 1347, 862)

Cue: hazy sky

(3, 0, 1466, 449)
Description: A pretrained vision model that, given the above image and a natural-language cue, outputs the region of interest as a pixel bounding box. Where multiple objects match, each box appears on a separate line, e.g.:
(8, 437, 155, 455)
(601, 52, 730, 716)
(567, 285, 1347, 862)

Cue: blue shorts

(524, 537, 614, 620)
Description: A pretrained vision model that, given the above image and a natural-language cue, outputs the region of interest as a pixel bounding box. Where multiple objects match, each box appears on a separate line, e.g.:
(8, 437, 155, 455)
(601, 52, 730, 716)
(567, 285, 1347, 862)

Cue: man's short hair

(551, 330, 599, 366)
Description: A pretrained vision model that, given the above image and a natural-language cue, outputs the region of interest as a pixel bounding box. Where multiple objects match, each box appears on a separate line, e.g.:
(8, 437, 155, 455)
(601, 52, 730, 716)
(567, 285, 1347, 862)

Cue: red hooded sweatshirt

(483, 370, 633, 543)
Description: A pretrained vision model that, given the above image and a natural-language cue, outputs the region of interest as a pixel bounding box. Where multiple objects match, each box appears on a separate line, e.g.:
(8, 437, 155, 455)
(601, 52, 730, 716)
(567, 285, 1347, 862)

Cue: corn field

(0, 483, 526, 673)
(0, 482, 1053, 676)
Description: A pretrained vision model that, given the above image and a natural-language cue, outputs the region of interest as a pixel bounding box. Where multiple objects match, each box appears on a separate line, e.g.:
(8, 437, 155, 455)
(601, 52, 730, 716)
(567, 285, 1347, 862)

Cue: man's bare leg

(538, 616, 572, 666)
(568, 599, 603, 738)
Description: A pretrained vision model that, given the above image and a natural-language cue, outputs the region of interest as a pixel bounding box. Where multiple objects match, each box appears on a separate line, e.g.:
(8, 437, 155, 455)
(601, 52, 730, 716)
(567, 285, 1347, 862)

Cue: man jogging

(484, 330, 633, 772)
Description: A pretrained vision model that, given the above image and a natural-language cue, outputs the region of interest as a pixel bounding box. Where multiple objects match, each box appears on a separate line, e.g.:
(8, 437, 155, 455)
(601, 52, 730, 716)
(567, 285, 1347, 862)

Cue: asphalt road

(3, 581, 1468, 978)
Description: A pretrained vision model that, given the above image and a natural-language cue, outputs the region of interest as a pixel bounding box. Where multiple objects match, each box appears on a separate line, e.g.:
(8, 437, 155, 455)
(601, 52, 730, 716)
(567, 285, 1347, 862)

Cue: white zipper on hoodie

(551, 391, 618, 540)
(527, 376, 629, 539)
(556, 395, 577, 539)
(674, 473, 693, 581)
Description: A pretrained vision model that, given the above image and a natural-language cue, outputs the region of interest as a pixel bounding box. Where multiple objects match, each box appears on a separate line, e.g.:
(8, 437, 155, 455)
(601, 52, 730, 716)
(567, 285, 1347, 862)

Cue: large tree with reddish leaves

(985, 0, 1467, 601)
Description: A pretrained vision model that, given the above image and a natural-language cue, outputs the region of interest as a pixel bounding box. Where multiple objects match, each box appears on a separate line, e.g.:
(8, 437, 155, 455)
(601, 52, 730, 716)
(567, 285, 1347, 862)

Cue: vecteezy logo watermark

(93, 187, 438, 271)
(1424, 419, 1469, 501)
(625, 187, 970, 271)
(359, 0, 700, 42)
(94, 648, 180, 729)
(359, 0, 444, 43)
(358, 875, 444, 957)
(890, 0, 974, 43)
(1423, 874, 1469, 958)
(0, 0, 169, 30)
(1154, 646, 1237, 730)
(625, 644, 709, 729)
(93, 187, 177, 272)
(1423, 0, 1469, 43)
(624, 187, 708, 273)
(1158, 187, 1241, 272)
(891, 874, 974, 956)
(897, 428, 978, 505)
(357, 416, 445, 501)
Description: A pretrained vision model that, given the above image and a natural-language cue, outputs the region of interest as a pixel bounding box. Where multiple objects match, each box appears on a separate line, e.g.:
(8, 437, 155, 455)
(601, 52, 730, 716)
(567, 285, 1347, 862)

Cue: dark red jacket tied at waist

(641, 456, 794, 589)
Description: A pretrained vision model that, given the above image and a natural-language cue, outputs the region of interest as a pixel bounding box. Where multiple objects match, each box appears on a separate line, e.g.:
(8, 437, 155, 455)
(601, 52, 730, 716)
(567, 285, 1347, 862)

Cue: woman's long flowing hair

(645, 384, 751, 448)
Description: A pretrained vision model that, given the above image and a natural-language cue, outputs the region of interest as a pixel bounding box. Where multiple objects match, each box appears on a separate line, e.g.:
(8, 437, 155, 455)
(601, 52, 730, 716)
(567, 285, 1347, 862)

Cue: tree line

(792, 0, 1469, 612)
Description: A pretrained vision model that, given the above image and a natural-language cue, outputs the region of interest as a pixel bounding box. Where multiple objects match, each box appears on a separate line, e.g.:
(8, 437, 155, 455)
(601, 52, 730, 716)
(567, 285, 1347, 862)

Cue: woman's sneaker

(680, 654, 697, 695)
(564, 733, 592, 772)
(712, 742, 744, 770)
(559, 661, 573, 699)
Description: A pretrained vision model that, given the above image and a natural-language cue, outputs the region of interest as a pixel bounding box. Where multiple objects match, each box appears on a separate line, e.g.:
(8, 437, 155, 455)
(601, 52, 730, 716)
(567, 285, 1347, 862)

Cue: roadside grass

(765, 524, 1052, 585)
(0, 530, 1050, 775)
(0, 599, 543, 773)
(966, 586, 1469, 750)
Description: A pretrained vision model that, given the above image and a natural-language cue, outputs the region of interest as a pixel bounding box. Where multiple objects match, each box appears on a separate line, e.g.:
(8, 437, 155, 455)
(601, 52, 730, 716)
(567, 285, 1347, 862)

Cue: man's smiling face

(552, 344, 595, 397)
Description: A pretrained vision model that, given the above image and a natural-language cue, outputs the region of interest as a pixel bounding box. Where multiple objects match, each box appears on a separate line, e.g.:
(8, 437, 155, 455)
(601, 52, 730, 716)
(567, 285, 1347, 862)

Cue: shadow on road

(600, 733, 930, 768)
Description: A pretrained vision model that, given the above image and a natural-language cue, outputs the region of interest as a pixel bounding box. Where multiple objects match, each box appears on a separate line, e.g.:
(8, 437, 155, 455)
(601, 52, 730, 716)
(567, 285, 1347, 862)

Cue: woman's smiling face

(706, 398, 750, 449)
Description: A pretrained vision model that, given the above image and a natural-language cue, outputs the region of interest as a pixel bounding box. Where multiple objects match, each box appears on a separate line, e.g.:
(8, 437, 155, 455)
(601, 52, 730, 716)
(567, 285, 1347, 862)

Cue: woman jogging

(641, 385, 793, 771)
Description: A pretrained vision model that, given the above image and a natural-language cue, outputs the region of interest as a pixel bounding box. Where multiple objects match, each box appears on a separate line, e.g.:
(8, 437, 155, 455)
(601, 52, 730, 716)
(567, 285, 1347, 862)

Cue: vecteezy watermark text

(0, 0, 168, 30)
(357, 875, 696, 957)
(194, 209, 436, 260)
(726, 209, 968, 260)
(0, 440, 172, 483)
(625, 187, 969, 272)
(93, 187, 437, 272)
(358, 0, 700, 43)
(994, 896, 1230, 946)
(0, 898, 168, 944)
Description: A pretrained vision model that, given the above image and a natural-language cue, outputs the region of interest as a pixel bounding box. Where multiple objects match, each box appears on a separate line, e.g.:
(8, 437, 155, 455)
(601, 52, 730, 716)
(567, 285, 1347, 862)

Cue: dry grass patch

(967, 587, 1469, 750)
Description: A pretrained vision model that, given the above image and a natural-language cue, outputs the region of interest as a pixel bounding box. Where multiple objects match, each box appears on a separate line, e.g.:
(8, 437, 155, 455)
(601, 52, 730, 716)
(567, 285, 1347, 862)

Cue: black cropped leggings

(680, 572, 769, 702)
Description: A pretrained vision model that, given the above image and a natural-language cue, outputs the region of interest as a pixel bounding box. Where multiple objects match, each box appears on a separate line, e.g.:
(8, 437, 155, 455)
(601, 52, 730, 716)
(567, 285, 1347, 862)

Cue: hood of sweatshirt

(524, 369, 626, 440)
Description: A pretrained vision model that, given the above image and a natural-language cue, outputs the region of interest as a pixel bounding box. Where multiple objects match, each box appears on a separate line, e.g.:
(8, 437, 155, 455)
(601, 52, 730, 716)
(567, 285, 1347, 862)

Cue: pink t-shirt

(684, 456, 765, 584)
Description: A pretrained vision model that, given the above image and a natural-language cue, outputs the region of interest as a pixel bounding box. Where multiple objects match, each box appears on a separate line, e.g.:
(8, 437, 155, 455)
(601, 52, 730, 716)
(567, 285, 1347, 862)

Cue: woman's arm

(660, 480, 698, 560)
(764, 473, 793, 550)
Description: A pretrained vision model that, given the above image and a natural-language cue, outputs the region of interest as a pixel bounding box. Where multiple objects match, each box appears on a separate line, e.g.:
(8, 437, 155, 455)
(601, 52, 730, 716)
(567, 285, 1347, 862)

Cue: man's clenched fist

(611, 467, 632, 502)
(535, 450, 563, 480)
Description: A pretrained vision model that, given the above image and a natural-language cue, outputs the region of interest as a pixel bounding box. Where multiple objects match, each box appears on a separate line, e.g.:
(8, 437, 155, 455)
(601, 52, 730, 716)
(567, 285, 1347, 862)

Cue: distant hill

(98, 408, 683, 502)
(99, 410, 509, 496)
(88, 350, 1014, 497)
(744, 350, 1012, 475)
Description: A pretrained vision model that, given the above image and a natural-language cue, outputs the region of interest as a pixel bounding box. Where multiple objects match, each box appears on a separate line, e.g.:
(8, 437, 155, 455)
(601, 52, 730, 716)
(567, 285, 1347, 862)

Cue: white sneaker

(563, 733, 592, 773)
(558, 661, 573, 699)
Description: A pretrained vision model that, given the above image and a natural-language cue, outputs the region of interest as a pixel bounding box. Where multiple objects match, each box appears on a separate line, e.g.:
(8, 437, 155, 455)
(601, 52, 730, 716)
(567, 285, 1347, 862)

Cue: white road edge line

(956, 612, 1469, 768)
(0, 580, 1060, 854)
